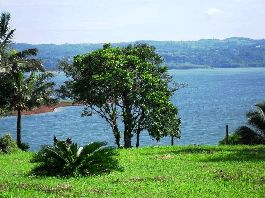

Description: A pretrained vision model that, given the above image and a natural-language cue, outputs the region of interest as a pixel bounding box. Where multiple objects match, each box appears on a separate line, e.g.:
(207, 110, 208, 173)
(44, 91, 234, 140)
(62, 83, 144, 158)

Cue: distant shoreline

(7, 101, 79, 116)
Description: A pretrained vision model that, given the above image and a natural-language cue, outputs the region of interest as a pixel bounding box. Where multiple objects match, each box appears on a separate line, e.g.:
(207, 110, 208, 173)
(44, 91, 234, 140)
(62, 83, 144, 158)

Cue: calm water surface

(1, 68, 265, 150)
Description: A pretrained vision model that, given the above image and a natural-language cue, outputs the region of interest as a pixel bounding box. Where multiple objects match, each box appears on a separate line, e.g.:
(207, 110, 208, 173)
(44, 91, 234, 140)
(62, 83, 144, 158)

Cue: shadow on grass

(144, 146, 265, 162)
(201, 148, 265, 162)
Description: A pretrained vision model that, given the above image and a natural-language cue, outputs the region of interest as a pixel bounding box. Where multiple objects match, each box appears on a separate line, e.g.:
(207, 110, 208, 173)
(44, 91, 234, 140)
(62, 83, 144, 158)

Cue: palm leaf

(0, 12, 15, 49)
(247, 103, 265, 135)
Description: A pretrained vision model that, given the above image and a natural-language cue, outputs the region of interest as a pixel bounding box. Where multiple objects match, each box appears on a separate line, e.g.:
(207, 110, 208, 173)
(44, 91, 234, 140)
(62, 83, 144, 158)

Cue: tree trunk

(124, 121, 132, 148)
(136, 130, 140, 148)
(123, 97, 132, 148)
(113, 124, 121, 148)
(171, 136, 174, 146)
(17, 109, 22, 146)
(225, 125, 229, 145)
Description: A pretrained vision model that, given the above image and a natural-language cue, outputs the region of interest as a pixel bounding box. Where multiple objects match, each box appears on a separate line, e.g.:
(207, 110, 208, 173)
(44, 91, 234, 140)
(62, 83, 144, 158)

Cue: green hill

(13, 37, 265, 70)
(0, 145, 264, 197)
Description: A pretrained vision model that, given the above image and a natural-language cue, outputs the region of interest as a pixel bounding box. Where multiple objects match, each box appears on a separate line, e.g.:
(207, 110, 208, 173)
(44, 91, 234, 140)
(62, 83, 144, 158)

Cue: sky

(1, 0, 265, 44)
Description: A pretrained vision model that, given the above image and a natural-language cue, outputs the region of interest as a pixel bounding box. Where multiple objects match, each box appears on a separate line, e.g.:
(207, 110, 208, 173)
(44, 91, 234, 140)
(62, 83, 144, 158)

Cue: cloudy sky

(1, 0, 265, 44)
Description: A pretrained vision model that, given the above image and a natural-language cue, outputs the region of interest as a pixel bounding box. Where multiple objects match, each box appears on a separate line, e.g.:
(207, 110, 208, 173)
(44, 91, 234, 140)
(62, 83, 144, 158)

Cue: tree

(219, 102, 265, 145)
(60, 43, 181, 148)
(0, 49, 57, 147)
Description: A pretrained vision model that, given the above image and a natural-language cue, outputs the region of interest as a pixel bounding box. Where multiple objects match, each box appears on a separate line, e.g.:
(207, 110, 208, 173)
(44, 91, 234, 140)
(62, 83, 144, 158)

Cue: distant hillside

(12, 37, 265, 70)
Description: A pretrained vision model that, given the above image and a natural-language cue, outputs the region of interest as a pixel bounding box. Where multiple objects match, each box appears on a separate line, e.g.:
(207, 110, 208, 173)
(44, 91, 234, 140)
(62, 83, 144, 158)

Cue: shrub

(219, 133, 241, 145)
(219, 126, 265, 145)
(18, 142, 30, 151)
(31, 138, 121, 177)
(0, 133, 20, 154)
(219, 101, 265, 145)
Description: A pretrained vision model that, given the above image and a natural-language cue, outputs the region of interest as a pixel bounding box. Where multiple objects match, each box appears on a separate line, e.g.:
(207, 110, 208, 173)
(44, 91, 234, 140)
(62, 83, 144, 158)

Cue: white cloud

(206, 8, 223, 16)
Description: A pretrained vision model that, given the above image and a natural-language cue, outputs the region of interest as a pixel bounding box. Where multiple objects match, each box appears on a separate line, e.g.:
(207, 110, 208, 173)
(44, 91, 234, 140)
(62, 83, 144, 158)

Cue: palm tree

(0, 12, 56, 146)
(0, 49, 57, 147)
(220, 102, 265, 145)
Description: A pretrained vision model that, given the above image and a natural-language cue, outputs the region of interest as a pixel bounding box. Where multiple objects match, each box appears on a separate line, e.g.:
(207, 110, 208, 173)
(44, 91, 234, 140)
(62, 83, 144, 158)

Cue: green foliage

(219, 133, 240, 145)
(247, 102, 265, 136)
(0, 133, 20, 153)
(31, 138, 120, 177)
(0, 66, 57, 145)
(220, 102, 265, 145)
(0, 145, 265, 197)
(60, 43, 180, 148)
(0, 71, 57, 111)
(0, 12, 15, 53)
(18, 142, 30, 151)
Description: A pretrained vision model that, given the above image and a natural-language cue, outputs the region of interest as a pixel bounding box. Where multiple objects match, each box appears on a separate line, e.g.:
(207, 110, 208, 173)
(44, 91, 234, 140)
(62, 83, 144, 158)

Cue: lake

(1, 68, 265, 150)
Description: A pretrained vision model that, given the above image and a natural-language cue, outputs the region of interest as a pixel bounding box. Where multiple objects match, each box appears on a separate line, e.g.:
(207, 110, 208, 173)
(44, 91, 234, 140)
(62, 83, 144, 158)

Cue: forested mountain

(12, 37, 265, 70)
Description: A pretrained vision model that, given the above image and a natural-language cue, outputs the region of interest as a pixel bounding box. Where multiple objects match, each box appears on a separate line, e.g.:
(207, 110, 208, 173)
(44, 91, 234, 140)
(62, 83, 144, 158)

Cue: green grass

(0, 145, 265, 197)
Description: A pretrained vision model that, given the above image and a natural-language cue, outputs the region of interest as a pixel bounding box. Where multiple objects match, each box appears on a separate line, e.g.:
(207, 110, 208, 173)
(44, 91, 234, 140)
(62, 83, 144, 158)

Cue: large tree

(60, 43, 181, 148)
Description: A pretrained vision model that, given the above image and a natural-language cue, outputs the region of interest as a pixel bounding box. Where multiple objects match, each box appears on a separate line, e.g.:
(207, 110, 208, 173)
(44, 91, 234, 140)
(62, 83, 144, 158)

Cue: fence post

(225, 125, 229, 145)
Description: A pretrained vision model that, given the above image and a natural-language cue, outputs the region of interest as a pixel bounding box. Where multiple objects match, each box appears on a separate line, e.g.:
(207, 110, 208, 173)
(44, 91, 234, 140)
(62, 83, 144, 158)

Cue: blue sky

(1, 0, 265, 44)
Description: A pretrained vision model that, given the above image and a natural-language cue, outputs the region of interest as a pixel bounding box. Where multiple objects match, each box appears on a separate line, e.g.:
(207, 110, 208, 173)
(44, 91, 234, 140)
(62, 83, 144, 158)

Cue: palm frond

(0, 12, 15, 50)
(247, 104, 265, 134)
(79, 141, 107, 157)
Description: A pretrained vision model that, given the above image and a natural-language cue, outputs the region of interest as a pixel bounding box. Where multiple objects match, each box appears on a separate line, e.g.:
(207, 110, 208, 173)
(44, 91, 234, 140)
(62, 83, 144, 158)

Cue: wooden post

(225, 125, 229, 145)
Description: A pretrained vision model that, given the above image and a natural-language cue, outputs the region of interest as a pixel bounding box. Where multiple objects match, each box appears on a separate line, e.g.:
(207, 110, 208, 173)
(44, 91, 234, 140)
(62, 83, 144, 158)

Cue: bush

(18, 142, 30, 151)
(0, 133, 20, 154)
(219, 133, 240, 145)
(219, 126, 265, 145)
(31, 138, 121, 177)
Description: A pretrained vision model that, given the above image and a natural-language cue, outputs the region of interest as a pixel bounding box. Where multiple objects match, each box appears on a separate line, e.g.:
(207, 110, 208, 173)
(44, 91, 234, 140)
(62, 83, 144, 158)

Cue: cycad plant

(31, 138, 120, 177)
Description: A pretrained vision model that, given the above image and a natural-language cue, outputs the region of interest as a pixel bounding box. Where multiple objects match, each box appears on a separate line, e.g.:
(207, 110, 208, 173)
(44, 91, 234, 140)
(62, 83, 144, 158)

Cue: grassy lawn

(0, 145, 265, 197)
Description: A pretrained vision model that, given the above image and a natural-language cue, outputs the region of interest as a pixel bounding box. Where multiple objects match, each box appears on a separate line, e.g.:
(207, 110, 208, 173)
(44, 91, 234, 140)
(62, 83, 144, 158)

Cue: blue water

(1, 68, 265, 150)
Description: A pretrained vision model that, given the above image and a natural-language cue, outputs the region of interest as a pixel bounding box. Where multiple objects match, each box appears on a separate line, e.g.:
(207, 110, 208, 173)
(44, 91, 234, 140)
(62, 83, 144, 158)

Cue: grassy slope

(0, 145, 264, 197)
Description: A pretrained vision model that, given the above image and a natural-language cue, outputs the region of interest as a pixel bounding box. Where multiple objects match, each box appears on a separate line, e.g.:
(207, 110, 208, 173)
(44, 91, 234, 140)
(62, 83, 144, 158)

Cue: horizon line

(13, 37, 265, 46)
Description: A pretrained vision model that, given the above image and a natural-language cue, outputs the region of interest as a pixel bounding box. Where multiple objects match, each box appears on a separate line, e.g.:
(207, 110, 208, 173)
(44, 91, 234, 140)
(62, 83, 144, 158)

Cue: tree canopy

(60, 43, 181, 148)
